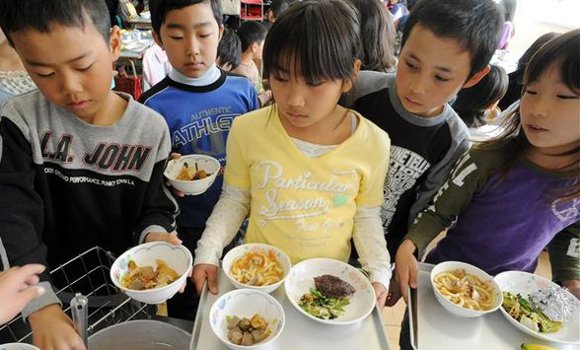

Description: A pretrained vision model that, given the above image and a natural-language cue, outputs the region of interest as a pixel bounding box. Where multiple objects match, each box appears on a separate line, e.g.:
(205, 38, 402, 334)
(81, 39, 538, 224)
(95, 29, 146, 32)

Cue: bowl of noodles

(430, 261, 502, 318)
(164, 154, 221, 195)
(222, 243, 291, 294)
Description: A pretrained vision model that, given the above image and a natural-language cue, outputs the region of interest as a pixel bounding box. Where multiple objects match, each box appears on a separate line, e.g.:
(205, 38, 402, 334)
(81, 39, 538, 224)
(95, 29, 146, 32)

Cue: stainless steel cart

(0, 246, 154, 344)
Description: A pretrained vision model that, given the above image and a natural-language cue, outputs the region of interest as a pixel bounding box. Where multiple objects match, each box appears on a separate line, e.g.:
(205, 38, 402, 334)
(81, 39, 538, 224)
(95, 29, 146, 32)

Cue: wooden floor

(382, 250, 553, 349)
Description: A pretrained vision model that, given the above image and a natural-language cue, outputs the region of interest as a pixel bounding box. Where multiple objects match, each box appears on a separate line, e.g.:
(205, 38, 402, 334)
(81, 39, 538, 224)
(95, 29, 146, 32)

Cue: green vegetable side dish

(502, 291, 562, 333)
(299, 288, 351, 320)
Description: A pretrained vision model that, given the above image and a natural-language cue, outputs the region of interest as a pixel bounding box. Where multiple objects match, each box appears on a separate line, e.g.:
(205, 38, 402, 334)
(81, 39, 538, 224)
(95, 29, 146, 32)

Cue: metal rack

(0, 247, 155, 344)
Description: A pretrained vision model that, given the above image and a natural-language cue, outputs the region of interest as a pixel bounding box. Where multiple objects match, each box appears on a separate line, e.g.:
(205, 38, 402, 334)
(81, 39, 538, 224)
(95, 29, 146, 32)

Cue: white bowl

(164, 154, 221, 195)
(430, 261, 503, 318)
(284, 258, 375, 325)
(495, 270, 580, 344)
(110, 242, 193, 304)
(0, 344, 41, 350)
(209, 289, 285, 350)
(222, 243, 291, 294)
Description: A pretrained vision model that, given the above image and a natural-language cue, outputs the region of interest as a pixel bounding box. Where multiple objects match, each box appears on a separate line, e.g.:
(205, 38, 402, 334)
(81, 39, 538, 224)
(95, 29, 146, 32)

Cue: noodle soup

(223, 243, 292, 294)
(430, 261, 502, 318)
(433, 269, 495, 311)
(231, 250, 284, 287)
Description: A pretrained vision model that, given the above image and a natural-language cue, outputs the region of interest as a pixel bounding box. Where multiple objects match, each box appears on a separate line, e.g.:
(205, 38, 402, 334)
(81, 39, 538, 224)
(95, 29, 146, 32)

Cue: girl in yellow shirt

(193, 0, 392, 307)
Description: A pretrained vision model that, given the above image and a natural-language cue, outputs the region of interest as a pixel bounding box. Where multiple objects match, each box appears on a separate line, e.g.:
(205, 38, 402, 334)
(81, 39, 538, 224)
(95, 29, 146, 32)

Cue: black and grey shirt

(344, 71, 469, 256)
(0, 91, 178, 318)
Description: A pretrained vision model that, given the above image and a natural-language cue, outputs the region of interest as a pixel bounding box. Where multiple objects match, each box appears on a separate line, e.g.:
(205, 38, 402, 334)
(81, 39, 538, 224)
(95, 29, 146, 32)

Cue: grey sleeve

(408, 114, 470, 226)
(21, 281, 62, 320)
(341, 71, 392, 108)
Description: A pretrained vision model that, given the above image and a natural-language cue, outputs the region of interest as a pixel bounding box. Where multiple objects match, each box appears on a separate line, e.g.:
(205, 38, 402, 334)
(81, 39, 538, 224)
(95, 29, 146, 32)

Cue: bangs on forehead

(524, 29, 580, 92)
(526, 57, 580, 93)
(262, 0, 359, 83)
(266, 45, 347, 83)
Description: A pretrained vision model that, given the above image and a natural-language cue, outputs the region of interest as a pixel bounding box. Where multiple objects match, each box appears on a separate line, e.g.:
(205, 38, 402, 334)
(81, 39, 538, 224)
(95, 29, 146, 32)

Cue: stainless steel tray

(190, 270, 391, 350)
(408, 263, 578, 350)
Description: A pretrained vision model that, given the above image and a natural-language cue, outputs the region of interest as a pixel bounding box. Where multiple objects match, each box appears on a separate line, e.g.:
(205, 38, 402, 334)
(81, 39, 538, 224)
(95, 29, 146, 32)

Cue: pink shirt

(142, 44, 172, 91)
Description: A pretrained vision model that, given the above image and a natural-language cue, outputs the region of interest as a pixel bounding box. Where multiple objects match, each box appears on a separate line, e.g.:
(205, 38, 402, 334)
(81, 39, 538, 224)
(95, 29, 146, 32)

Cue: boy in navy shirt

(140, 0, 259, 320)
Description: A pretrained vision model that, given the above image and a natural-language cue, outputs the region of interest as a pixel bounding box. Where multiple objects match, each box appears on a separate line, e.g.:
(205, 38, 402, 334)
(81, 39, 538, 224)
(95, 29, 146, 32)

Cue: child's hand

(258, 90, 273, 107)
(372, 282, 389, 308)
(192, 264, 218, 295)
(166, 153, 186, 198)
(395, 239, 419, 303)
(29, 304, 87, 350)
(0, 264, 46, 324)
(144, 232, 189, 293)
(144, 231, 183, 245)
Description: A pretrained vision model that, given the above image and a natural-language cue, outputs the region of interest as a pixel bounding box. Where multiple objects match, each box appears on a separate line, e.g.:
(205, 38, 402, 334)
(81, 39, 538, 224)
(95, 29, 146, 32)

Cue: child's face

(396, 24, 487, 118)
(520, 65, 580, 153)
(270, 70, 352, 130)
(267, 10, 276, 23)
(11, 24, 120, 122)
(253, 40, 265, 60)
(155, 3, 223, 78)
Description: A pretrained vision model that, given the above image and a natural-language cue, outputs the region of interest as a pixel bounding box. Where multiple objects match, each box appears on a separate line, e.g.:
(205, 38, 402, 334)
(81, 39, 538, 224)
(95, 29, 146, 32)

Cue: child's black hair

(268, 0, 292, 20)
(401, 0, 503, 78)
(0, 0, 111, 45)
(453, 65, 508, 128)
(150, 0, 222, 35)
(217, 28, 242, 70)
(516, 32, 560, 79)
(524, 29, 579, 99)
(345, 0, 396, 73)
(237, 21, 268, 53)
(263, 0, 360, 84)
(498, 32, 560, 110)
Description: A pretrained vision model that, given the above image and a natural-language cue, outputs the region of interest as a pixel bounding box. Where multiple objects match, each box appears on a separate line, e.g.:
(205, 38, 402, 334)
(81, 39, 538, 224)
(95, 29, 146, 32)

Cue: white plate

(284, 258, 375, 325)
(0, 344, 41, 350)
(494, 270, 580, 344)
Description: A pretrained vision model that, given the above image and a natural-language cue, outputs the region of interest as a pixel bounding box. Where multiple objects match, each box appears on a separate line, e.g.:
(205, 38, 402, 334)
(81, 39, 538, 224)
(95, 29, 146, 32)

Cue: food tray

(190, 270, 391, 350)
(408, 263, 578, 350)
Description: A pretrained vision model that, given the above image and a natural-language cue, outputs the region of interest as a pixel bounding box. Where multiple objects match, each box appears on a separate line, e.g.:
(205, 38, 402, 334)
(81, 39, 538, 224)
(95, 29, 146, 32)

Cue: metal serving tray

(190, 270, 391, 350)
(408, 263, 578, 350)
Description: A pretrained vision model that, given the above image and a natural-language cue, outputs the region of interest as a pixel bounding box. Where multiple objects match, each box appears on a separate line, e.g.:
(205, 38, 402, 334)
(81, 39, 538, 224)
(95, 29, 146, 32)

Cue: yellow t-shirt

(225, 106, 390, 264)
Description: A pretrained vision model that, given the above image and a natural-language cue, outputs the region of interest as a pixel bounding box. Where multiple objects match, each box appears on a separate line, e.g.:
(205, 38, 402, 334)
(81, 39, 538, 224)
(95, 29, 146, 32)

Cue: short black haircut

(150, 0, 222, 35)
(401, 0, 503, 78)
(269, 0, 291, 19)
(263, 0, 360, 85)
(237, 21, 268, 53)
(453, 65, 508, 128)
(217, 27, 242, 70)
(0, 0, 110, 46)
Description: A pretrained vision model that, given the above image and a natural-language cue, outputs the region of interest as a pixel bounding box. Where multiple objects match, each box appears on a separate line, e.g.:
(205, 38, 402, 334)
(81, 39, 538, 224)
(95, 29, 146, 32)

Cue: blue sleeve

(249, 85, 259, 111)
